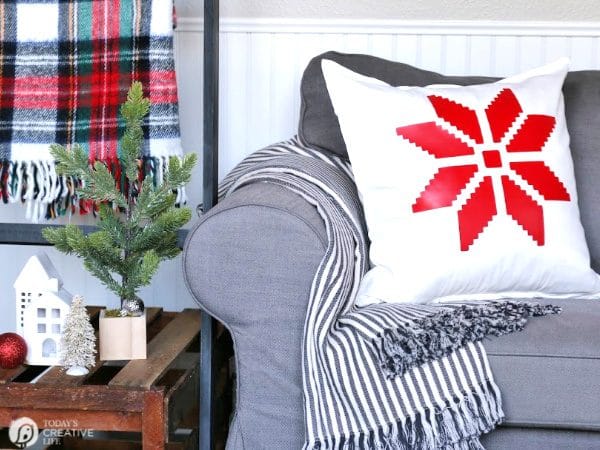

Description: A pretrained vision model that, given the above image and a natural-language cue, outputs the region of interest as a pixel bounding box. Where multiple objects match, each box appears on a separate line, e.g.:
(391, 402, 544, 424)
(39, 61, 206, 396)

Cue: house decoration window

(42, 338, 57, 358)
(17, 292, 32, 329)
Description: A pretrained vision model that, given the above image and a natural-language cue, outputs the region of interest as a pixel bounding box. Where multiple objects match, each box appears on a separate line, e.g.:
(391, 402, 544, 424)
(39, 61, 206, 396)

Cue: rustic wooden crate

(0, 307, 208, 450)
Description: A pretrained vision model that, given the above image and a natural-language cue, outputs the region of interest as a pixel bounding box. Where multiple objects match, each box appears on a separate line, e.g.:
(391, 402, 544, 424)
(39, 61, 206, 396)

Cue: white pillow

(322, 58, 600, 305)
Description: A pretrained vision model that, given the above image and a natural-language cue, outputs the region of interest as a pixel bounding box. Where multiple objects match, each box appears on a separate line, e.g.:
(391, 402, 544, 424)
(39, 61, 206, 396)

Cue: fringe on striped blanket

(0, 0, 183, 221)
(217, 136, 559, 450)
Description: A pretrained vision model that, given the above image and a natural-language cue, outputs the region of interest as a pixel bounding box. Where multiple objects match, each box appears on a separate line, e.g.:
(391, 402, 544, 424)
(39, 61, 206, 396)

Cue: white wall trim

(177, 17, 600, 37)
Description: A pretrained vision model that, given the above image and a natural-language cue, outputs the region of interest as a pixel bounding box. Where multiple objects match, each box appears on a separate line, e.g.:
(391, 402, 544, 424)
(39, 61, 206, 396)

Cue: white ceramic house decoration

(14, 253, 72, 365)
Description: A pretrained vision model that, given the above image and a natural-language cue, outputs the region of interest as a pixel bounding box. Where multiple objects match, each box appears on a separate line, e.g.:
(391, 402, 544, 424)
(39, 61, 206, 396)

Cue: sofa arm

(183, 181, 327, 324)
(182, 181, 329, 448)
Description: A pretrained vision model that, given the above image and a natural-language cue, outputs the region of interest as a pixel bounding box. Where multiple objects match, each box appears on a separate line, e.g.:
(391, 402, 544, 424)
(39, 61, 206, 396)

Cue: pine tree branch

(151, 232, 181, 259)
(165, 154, 198, 189)
(44, 225, 123, 297)
(129, 208, 191, 253)
(82, 258, 122, 296)
(121, 81, 150, 183)
(78, 162, 128, 208)
(121, 250, 160, 298)
(85, 231, 123, 272)
(96, 204, 127, 247)
(42, 225, 78, 254)
(50, 144, 90, 178)
(47, 82, 196, 304)
(131, 178, 177, 224)
(118, 82, 151, 301)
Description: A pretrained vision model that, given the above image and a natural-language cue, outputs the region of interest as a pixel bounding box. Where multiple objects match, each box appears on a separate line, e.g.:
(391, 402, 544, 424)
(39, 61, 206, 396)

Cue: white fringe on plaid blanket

(0, 0, 183, 221)
(217, 137, 558, 449)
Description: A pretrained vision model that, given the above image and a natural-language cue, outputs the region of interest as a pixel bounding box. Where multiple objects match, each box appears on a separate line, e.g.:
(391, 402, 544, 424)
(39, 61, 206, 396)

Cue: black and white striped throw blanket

(218, 137, 559, 449)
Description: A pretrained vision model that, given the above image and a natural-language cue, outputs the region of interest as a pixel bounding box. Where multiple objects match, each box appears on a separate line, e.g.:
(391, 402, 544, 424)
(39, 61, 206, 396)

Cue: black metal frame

(0, 224, 188, 248)
(0, 1, 220, 448)
(201, 1, 219, 449)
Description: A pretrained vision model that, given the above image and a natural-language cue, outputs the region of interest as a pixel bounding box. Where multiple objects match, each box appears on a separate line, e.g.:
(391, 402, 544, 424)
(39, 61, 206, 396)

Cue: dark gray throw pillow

(298, 50, 600, 271)
(298, 51, 494, 158)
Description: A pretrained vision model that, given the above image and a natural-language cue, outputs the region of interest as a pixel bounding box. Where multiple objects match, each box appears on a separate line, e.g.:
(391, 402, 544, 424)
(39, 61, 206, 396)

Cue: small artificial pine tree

(61, 295, 96, 375)
(42, 82, 197, 309)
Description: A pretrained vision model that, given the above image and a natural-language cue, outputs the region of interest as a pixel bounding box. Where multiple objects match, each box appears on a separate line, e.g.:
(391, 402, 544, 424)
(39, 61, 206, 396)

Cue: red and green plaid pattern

(0, 0, 181, 219)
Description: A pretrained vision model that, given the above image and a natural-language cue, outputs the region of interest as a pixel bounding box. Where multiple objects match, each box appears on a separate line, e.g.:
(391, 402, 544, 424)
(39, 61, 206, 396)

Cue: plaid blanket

(218, 137, 558, 449)
(0, 0, 181, 220)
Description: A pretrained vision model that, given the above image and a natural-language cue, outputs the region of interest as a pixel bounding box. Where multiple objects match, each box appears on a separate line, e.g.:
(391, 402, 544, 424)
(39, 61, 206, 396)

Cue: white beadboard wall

(177, 19, 600, 180)
(1, 19, 600, 332)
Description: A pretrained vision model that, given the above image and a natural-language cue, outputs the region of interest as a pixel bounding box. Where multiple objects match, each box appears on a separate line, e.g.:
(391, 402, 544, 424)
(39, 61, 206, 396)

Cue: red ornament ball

(0, 333, 27, 369)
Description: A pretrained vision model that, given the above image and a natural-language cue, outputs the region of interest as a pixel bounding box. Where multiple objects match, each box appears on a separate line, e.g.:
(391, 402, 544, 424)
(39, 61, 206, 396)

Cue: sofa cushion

(485, 298, 600, 430)
(481, 427, 600, 449)
(562, 71, 600, 272)
(299, 51, 600, 272)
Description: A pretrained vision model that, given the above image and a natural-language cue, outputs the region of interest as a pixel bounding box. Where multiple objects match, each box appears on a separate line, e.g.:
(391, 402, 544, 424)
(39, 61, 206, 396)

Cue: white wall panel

(200, 20, 600, 184)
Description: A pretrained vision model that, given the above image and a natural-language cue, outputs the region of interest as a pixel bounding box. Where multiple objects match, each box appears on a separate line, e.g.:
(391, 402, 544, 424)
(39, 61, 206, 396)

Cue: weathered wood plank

(0, 366, 27, 384)
(0, 385, 145, 412)
(146, 310, 173, 343)
(0, 409, 141, 432)
(35, 365, 86, 386)
(36, 355, 109, 386)
(109, 310, 201, 388)
(171, 352, 199, 371)
(142, 390, 167, 450)
(144, 307, 163, 328)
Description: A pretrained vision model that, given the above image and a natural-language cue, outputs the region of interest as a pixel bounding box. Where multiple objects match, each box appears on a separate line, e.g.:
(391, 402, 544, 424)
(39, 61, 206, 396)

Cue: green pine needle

(43, 82, 197, 305)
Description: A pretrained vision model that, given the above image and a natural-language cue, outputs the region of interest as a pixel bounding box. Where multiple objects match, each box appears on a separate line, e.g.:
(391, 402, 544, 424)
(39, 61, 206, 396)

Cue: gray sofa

(183, 52, 600, 449)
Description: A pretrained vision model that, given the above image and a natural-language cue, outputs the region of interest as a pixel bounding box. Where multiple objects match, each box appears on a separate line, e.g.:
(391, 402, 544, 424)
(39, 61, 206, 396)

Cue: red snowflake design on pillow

(396, 88, 570, 251)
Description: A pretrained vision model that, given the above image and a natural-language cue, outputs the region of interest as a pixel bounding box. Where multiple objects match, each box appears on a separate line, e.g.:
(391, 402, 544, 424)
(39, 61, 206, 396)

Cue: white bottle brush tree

(61, 295, 96, 376)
